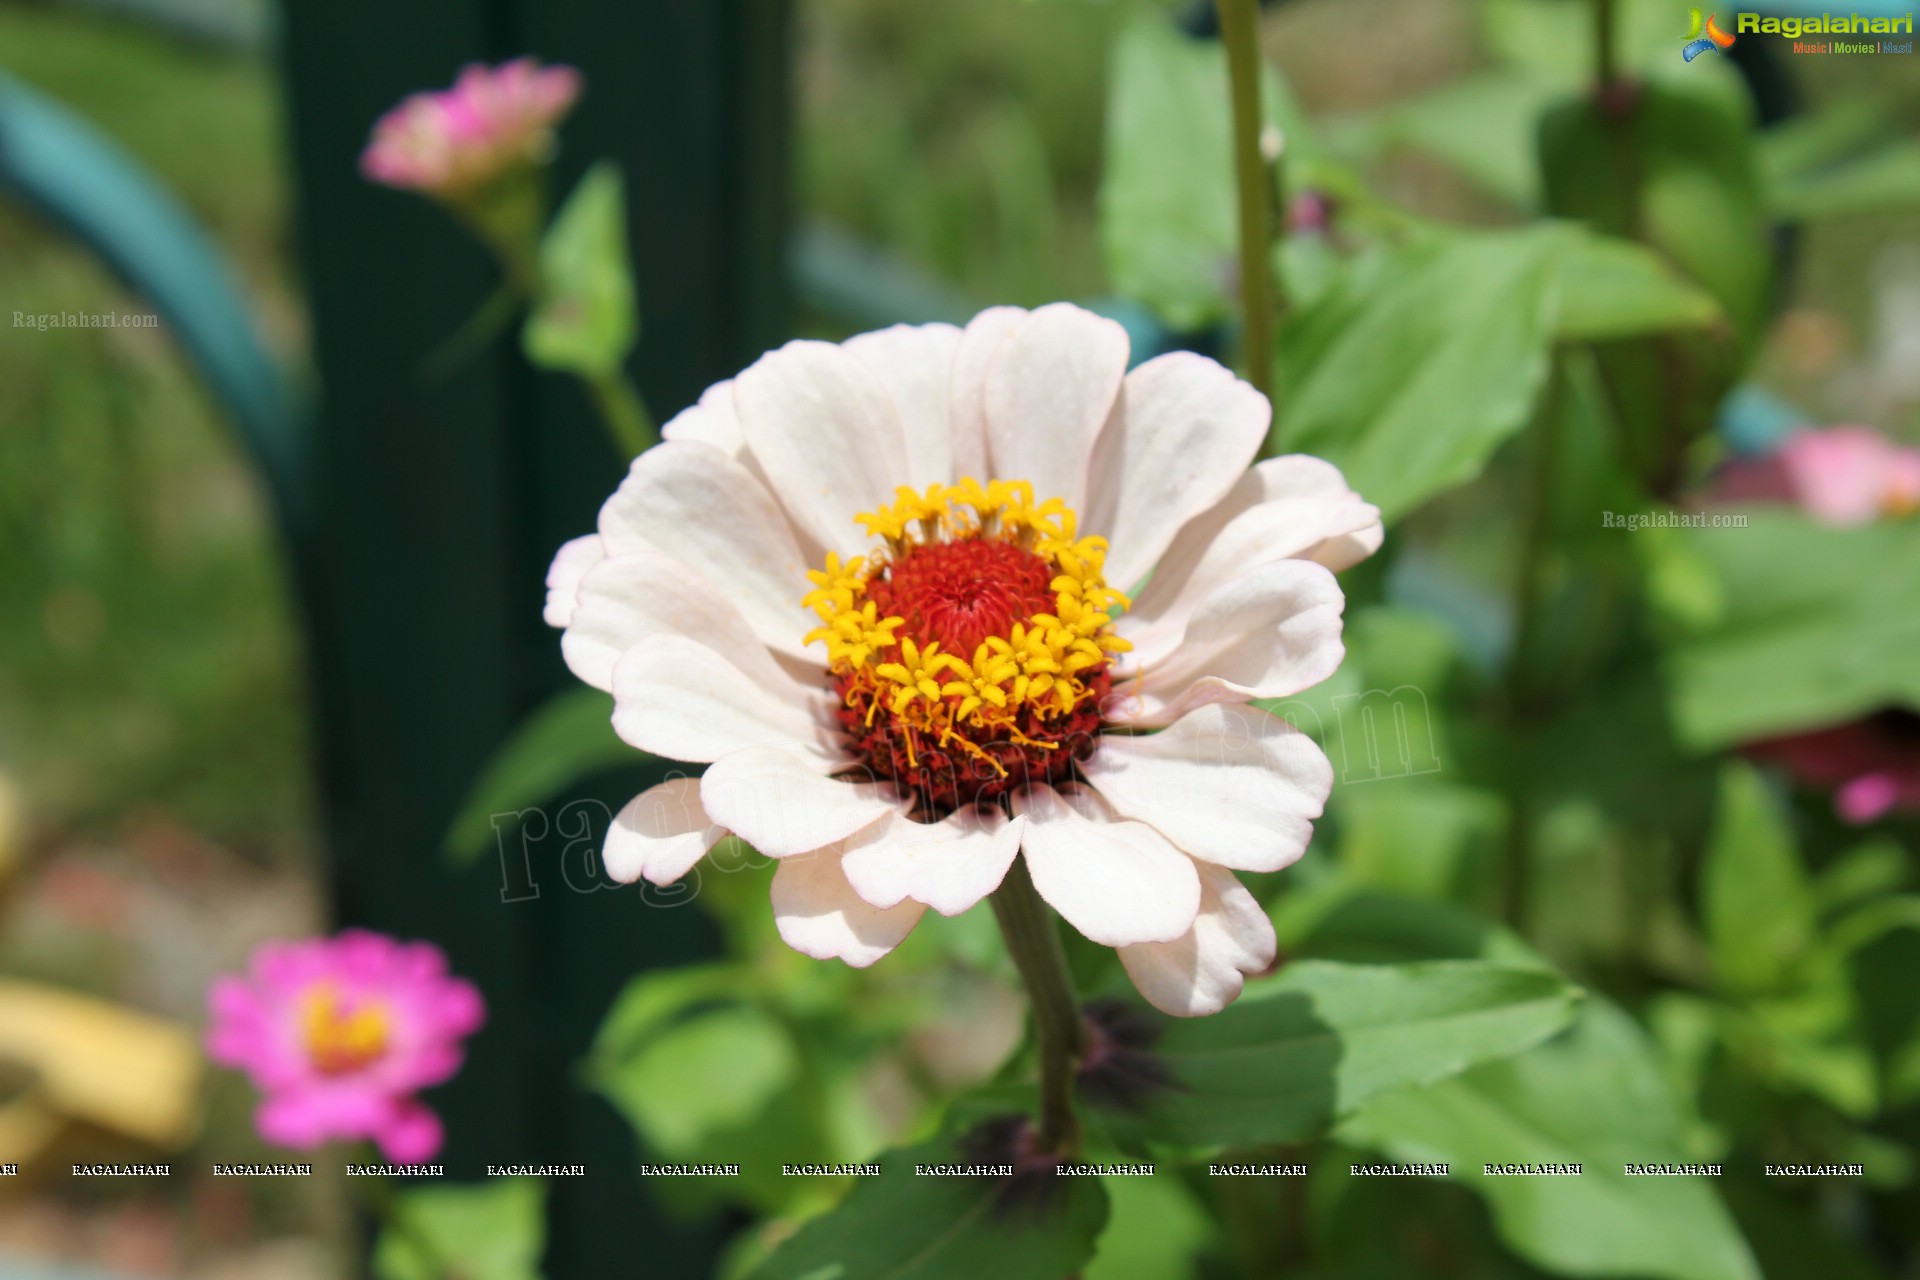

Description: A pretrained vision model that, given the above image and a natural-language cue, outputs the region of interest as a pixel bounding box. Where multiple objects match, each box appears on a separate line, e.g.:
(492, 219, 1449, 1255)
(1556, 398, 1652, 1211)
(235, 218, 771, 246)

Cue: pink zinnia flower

(360, 58, 582, 196)
(207, 930, 485, 1164)
(1712, 425, 1920, 526)
(1706, 425, 1920, 823)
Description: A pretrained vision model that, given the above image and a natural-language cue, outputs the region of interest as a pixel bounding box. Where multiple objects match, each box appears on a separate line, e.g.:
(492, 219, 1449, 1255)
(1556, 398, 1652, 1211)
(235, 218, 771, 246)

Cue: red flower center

(865, 537, 1056, 657)
(803, 481, 1133, 820)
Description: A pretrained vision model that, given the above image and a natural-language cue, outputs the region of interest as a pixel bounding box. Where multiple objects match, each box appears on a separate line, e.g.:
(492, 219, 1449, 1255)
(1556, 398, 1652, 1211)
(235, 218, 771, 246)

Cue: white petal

(604, 776, 723, 885)
(844, 323, 963, 487)
(772, 841, 926, 968)
(1119, 862, 1276, 1017)
(700, 746, 897, 858)
(544, 535, 606, 629)
(733, 339, 909, 554)
(1082, 703, 1331, 872)
(1123, 454, 1380, 659)
(983, 303, 1129, 511)
(659, 379, 745, 456)
(949, 306, 1028, 481)
(565, 547, 817, 693)
(1113, 559, 1346, 728)
(841, 807, 1026, 915)
(596, 441, 815, 661)
(1086, 353, 1269, 592)
(1012, 784, 1200, 947)
(610, 635, 839, 765)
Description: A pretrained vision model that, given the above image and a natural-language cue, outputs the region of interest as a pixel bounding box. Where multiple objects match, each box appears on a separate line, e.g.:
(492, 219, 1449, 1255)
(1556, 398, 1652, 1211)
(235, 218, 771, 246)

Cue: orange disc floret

(804, 480, 1133, 818)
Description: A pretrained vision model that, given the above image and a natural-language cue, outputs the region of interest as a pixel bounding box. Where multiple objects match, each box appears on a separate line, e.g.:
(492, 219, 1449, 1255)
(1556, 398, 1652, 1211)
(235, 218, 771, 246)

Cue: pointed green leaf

(1762, 102, 1920, 221)
(523, 161, 639, 377)
(747, 1126, 1109, 1280)
(444, 685, 643, 863)
(1648, 511, 1920, 747)
(1274, 229, 1557, 520)
(1093, 960, 1580, 1148)
(373, 1179, 546, 1280)
(1340, 1000, 1761, 1280)
(1550, 229, 1722, 342)
(1703, 763, 1815, 993)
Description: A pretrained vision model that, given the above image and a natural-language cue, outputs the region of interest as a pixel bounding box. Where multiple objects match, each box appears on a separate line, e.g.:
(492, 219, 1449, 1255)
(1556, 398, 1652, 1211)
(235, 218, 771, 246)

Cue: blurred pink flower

(1746, 714, 1920, 824)
(1712, 425, 1920, 526)
(207, 930, 485, 1164)
(1706, 425, 1920, 823)
(360, 58, 582, 195)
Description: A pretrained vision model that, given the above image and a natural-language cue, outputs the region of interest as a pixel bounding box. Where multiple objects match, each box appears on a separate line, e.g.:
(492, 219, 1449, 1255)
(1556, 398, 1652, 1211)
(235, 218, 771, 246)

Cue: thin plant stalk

(989, 857, 1086, 1155)
(1216, 0, 1278, 411)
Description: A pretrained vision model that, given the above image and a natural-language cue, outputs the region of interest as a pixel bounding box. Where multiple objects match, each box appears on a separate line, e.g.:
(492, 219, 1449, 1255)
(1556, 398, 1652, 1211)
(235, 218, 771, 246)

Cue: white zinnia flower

(546, 303, 1381, 1016)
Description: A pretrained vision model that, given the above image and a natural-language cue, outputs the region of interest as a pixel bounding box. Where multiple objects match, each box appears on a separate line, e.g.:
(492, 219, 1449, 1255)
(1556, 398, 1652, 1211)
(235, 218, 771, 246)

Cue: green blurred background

(1, 0, 1916, 1274)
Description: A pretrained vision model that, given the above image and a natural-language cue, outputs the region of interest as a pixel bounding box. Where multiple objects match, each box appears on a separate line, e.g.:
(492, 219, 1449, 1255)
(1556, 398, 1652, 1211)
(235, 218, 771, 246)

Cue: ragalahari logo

(1683, 8, 1739, 58)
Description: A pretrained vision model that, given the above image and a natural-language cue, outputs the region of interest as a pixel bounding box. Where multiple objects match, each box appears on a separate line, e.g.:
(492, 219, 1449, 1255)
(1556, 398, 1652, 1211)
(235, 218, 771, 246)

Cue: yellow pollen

(300, 982, 391, 1075)
(804, 478, 1131, 749)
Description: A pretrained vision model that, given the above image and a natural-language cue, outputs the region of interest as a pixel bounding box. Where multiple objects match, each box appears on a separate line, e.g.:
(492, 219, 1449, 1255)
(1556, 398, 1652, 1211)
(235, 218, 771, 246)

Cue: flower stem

(1501, 358, 1563, 929)
(1593, 0, 1618, 89)
(990, 857, 1085, 1155)
(586, 368, 659, 458)
(1215, 0, 1277, 411)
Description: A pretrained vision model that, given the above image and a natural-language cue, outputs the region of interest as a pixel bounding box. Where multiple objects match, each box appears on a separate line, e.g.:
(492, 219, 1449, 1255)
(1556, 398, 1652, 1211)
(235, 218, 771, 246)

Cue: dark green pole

(276, 1, 791, 1274)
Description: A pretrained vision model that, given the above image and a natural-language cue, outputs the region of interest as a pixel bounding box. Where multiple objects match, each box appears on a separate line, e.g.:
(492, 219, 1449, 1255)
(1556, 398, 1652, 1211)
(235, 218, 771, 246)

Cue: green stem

(1501, 359, 1563, 929)
(989, 857, 1085, 1155)
(1594, 0, 1618, 89)
(586, 369, 659, 458)
(1215, 0, 1277, 411)
(419, 283, 520, 386)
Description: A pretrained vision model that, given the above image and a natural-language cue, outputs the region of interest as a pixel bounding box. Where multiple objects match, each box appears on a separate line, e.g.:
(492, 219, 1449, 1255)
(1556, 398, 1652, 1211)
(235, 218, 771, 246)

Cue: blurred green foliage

(0, 6, 307, 846)
(8, 0, 1920, 1277)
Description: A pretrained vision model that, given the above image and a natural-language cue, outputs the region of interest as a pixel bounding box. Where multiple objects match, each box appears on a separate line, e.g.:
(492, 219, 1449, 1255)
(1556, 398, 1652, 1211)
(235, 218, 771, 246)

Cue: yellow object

(0, 980, 203, 1168)
(0, 771, 20, 892)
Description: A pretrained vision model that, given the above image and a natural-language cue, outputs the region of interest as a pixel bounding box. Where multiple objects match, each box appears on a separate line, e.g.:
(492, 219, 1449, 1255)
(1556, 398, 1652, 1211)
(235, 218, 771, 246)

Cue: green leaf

(590, 962, 747, 1059)
(593, 988, 848, 1215)
(746, 1125, 1109, 1280)
(1098, 10, 1305, 330)
(523, 161, 639, 377)
(372, 1179, 546, 1280)
(1479, 0, 1749, 100)
(1083, 1172, 1209, 1280)
(1775, 140, 1920, 218)
(1334, 780, 1506, 902)
(1354, 70, 1553, 209)
(444, 686, 642, 863)
(1094, 960, 1580, 1148)
(1274, 228, 1557, 521)
(1725, 1184, 1891, 1280)
(1539, 77, 1767, 349)
(1276, 887, 1548, 970)
(596, 1003, 798, 1155)
(1340, 1000, 1761, 1280)
(1825, 895, 1920, 960)
(1648, 511, 1920, 747)
(1762, 101, 1920, 221)
(1733, 990, 1878, 1117)
(1549, 228, 1722, 342)
(1813, 839, 1908, 916)
(1702, 763, 1815, 994)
